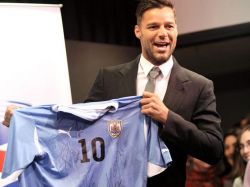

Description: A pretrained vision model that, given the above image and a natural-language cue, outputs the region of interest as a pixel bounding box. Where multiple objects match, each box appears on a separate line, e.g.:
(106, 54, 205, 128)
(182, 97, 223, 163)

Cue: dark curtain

(0, 0, 139, 46)
(60, 0, 139, 46)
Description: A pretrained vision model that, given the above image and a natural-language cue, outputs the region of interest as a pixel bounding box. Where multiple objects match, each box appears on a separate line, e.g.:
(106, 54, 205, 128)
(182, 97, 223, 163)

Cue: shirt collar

(139, 54, 173, 78)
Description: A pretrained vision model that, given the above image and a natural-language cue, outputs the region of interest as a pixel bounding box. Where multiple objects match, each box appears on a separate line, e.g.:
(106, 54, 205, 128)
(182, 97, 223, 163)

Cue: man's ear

(134, 25, 141, 39)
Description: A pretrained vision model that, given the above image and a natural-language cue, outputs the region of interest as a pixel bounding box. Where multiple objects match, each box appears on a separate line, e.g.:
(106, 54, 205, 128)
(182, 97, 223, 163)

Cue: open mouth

(154, 42, 169, 51)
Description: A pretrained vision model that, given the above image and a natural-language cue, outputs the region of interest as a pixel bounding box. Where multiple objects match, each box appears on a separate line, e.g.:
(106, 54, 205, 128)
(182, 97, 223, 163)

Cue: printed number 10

(78, 137, 105, 163)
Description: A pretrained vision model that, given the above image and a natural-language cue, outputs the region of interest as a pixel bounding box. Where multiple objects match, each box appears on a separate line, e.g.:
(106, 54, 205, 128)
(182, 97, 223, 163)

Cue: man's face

(135, 7, 178, 65)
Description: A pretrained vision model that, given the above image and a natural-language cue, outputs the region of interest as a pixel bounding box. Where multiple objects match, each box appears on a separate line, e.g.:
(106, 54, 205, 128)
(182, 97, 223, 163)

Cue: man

(3, 0, 223, 186)
(85, 0, 223, 186)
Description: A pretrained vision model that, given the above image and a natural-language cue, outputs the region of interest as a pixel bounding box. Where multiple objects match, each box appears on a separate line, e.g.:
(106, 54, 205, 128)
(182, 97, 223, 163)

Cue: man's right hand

(2, 105, 20, 127)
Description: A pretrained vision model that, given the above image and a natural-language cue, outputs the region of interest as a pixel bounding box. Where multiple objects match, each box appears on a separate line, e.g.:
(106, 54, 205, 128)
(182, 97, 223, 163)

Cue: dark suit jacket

(85, 56, 223, 187)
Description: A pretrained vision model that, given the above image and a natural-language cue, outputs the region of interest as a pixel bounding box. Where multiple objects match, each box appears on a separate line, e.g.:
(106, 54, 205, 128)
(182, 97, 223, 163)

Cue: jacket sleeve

(161, 80, 223, 165)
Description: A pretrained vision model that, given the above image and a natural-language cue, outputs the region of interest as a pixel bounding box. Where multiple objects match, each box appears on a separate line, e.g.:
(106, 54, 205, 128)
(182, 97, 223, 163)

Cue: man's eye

(148, 25, 157, 29)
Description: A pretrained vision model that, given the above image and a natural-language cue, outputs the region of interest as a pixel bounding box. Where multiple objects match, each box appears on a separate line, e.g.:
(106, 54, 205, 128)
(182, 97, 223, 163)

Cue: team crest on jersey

(107, 120, 122, 138)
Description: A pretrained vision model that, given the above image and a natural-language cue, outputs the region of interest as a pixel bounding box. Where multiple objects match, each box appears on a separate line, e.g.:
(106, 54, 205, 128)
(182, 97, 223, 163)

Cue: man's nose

(158, 26, 168, 39)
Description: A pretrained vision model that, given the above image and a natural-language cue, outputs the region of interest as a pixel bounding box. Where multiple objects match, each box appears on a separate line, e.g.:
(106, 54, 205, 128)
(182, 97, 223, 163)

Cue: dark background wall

(1, 0, 250, 131)
(65, 40, 140, 102)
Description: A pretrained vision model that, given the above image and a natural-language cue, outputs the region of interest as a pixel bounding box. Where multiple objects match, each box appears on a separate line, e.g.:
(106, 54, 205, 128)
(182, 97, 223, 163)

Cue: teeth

(155, 43, 169, 47)
(156, 44, 166, 47)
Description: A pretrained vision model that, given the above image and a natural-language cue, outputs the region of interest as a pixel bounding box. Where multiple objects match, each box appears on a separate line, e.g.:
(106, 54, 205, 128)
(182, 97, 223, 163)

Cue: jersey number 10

(78, 137, 105, 163)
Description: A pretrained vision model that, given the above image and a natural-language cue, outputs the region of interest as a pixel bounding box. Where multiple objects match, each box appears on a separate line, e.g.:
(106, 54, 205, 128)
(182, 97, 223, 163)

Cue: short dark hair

(135, 0, 175, 24)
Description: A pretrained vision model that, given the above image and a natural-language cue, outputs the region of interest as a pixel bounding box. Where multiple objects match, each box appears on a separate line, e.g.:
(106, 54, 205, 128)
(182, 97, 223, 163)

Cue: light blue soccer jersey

(2, 96, 171, 187)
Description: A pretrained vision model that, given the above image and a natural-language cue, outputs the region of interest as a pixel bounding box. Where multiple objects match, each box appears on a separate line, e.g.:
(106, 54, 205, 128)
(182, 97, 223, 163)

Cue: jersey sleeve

(2, 108, 42, 178)
(146, 117, 172, 177)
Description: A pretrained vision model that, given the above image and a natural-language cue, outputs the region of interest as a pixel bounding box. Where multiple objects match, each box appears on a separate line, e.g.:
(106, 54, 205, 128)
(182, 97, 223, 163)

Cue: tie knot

(148, 66, 161, 79)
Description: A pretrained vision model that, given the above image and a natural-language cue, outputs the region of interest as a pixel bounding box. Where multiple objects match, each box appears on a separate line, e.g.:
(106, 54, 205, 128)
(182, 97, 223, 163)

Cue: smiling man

(85, 0, 223, 186)
(2, 0, 224, 186)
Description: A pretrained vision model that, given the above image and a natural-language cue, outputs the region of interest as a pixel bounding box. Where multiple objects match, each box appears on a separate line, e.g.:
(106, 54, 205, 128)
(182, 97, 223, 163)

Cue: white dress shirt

(136, 54, 173, 176)
(136, 54, 173, 101)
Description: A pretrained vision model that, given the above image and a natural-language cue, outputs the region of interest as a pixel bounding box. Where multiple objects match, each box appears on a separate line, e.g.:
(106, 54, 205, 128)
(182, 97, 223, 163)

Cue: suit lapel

(118, 56, 140, 96)
(163, 58, 189, 112)
(115, 55, 189, 108)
